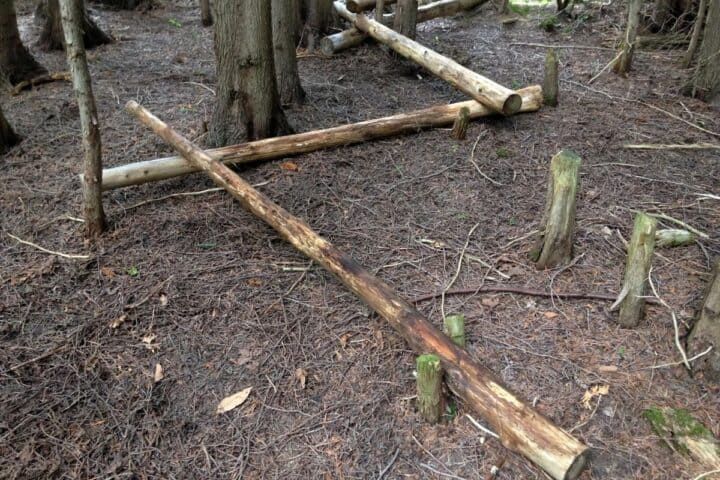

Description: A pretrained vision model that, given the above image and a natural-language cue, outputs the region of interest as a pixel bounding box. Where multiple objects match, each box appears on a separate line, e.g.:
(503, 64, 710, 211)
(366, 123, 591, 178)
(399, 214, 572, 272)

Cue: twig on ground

(647, 267, 691, 370)
(692, 469, 720, 480)
(125, 181, 270, 210)
(588, 50, 623, 84)
(627, 209, 710, 239)
(645, 346, 713, 370)
(465, 413, 499, 439)
(441, 223, 481, 319)
(412, 285, 640, 304)
(469, 131, 503, 186)
(6, 233, 90, 260)
(376, 448, 400, 480)
(624, 143, 720, 150)
(510, 42, 614, 51)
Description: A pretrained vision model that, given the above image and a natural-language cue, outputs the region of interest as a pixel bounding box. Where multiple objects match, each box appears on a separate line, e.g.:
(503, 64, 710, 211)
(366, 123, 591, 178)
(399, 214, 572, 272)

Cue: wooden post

(618, 213, 657, 328)
(542, 48, 559, 107)
(60, 0, 105, 238)
(334, 2, 522, 115)
(443, 314, 465, 347)
(683, 0, 707, 68)
(125, 101, 590, 480)
(613, 0, 641, 74)
(97, 86, 542, 190)
(416, 354, 444, 423)
(393, 0, 418, 39)
(687, 260, 720, 382)
(531, 150, 581, 269)
(450, 106, 469, 140)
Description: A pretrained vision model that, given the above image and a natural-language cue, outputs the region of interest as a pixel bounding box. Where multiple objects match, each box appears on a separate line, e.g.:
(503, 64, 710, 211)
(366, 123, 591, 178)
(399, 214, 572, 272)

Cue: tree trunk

(683, 0, 707, 68)
(0, 103, 20, 153)
(91, 0, 154, 9)
(542, 48, 559, 106)
(393, 0, 418, 39)
(272, 0, 305, 105)
(305, 0, 332, 51)
(209, 0, 291, 147)
(37, 0, 112, 51)
(100, 86, 542, 190)
(613, 0, 641, 75)
(126, 100, 591, 480)
(347, 0, 397, 12)
(200, 0, 212, 26)
(60, 0, 106, 238)
(0, 0, 47, 85)
(687, 260, 720, 382)
(687, 0, 720, 101)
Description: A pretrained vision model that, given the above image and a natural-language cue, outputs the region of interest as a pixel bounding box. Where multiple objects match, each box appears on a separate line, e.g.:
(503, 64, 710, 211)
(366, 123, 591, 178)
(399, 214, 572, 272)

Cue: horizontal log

(334, 1, 521, 115)
(97, 86, 542, 190)
(347, 0, 397, 12)
(320, 28, 367, 55)
(126, 100, 590, 480)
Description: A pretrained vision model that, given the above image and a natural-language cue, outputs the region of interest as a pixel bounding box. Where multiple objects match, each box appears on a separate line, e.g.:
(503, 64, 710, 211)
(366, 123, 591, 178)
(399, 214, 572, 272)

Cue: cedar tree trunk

(36, 0, 112, 51)
(0, 103, 20, 152)
(304, 0, 332, 51)
(272, 0, 305, 105)
(688, 0, 720, 101)
(0, 0, 47, 84)
(209, 0, 291, 147)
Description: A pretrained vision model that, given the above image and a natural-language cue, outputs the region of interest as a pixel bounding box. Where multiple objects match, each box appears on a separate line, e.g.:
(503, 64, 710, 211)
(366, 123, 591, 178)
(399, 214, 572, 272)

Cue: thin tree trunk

(210, 0, 291, 146)
(37, 0, 112, 51)
(305, 0, 332, 51)
(687, 259, 720, 382)
(393, 0, 418, 39)
(683, 0, 707, 68)
(272, 0, 305, 105)
(613, 0, 641, 74)
(200, 0, 212, 26)
(687, 0, 720, 101)
(0, 0, 47, 85)
(0, 103, 20, 153)
(60, 0, 106, 238)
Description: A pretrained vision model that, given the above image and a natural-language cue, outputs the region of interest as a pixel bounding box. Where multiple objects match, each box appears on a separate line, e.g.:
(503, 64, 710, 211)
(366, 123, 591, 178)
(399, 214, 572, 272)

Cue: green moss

(669, 408, 712, 438)
(643, 407, 668, 434)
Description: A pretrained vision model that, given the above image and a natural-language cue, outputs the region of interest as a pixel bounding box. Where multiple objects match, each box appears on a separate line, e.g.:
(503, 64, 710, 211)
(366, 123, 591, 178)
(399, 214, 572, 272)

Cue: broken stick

(126, 101, 589, 480)
(97, 86, 542, 190)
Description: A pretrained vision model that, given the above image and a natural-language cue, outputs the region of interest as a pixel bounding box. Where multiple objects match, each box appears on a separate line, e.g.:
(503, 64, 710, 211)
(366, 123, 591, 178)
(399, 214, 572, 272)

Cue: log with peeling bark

(96, 85, 542, 190)
(125, 100, 590, 480)
(334, 2, 520, 115)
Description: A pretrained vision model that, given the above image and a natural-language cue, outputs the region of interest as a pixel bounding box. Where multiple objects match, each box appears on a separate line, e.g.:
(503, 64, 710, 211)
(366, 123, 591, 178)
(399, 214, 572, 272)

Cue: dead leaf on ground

(280, 161, 299, 172)
(101, 266, 116, 278)
(216, 387, 252, 414)
(543, 311, 559, 319)
(581, 384, 609, 410)
(159, 293, 168, 306)
(295, 368, 307, 389)
(110, 315, 127, 329)
(597, 365, 619, 373)
(482, 297, 500, 308)
(153, 363, 164, 382)
(247, 278, 263, 287)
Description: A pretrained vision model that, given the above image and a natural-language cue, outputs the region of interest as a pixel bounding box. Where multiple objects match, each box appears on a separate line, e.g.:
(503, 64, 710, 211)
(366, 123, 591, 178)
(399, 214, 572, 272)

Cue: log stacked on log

(125, 101, 590, 480)
(97, 86, 542, 190)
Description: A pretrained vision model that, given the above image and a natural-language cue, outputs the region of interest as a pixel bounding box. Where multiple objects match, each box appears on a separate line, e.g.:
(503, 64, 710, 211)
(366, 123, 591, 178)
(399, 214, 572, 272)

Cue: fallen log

(97, 85, 542, 190)
(347, 0, 397, 12)
(334, 2, 520, 115)
(126, 100, 590, 480)
(320, 28, 367, 55)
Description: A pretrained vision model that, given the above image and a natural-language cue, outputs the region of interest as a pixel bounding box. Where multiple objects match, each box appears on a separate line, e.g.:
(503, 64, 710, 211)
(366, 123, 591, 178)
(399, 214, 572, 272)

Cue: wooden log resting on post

(334, 1, 521, 115)
(125, 101, 590, 480)
(617, 212, 657, 328)
(98, 86, 542, 190)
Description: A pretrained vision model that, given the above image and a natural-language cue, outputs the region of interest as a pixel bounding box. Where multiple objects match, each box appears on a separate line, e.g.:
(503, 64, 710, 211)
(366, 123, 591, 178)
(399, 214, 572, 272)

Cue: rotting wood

(617, 212, 657, 328)
(11, 71, 71, 96)
(450, 106, 470, 140)
(531, 150, 581, 269)
(126, 101, 590, 480)
(334, 2, 521, 115)
(416, 354, 444, 423)
(644, 406, 720, 468)
(542, 49, 559, 107)
(613, 0, 641, 74)
(443, 314, 465, 347)
(687, 260, 720, 382)
(655, 229, 695, 248)
(97, 86, 542, 190)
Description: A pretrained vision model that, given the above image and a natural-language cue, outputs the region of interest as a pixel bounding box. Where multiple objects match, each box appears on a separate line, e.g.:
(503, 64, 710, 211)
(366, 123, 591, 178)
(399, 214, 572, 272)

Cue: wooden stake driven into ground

(333, 1, 522, 115)
(98, 86, 542, 190)
(125, 101, 590, 480)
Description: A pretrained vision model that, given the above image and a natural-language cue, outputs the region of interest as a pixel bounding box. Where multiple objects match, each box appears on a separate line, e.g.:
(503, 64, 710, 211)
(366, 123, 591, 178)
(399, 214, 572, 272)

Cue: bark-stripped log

(98, 86, 542, 190)
(334, 2, 521, 115)
(125, 100, 590, 480)
(320, 28, 367, 55)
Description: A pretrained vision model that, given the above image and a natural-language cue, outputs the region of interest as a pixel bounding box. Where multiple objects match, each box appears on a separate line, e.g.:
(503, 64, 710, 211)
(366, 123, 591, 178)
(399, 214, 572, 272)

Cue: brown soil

(2, 2, 719, 479)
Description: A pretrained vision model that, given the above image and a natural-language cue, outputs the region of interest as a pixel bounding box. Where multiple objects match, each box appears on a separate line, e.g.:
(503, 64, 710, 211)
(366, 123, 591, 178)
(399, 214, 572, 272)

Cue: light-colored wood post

(443, 314, 466, 347)
(417, 354, 444, 423)
(618, 213, 657, 327)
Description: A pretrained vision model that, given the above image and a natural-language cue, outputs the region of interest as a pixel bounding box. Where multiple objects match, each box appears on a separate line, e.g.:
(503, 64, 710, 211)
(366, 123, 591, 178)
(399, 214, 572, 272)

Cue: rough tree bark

(687, 260, 720, 382)
(304, 0, 332, 51)
(0, 103, 20, 153)
(687, 0, 720, 101)
(60, 0, 106, 237)
(37, 0, 112, 51)
(613, 0, 641, 74)
(209, 0, 291, 147)
(0, 0, 47, 85)
(272, 0, 305, 105)
(683, 0, 707, 68)
(393, 0, 418, 39)
(200, 0, 212, 26)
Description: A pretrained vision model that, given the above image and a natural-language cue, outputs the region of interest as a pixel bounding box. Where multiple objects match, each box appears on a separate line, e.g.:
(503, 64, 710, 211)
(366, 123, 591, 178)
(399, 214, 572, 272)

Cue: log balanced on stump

(530, 150, 581, 269)
(334, 2, 522, 115)
(125, 101, 590, 480)
(687, 259, 720, 382)
(617, 212, 657, 328)
(97, 86, 542, 190)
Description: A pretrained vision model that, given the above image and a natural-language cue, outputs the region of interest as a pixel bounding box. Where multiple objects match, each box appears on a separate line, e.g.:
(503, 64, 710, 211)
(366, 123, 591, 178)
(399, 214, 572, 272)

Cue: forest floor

(2, 1, 720, 479)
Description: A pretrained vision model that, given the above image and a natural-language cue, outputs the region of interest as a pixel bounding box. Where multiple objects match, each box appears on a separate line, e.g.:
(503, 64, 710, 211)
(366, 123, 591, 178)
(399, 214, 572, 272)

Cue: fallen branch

(6, 233, 90, 260)
(412, 285, 629, 303)
(623, 143, 720, 150)
(126, 101, 589, 480)
(11, 72, 71, 96)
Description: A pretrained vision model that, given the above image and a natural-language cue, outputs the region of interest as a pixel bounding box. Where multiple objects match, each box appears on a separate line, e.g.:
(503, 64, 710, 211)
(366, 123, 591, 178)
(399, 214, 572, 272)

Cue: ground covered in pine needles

(1, 1, 719, 479)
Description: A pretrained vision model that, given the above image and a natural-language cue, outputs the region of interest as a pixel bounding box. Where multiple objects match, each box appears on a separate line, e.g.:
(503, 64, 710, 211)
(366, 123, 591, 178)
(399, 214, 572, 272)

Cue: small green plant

(618, 346, 626, 359)
(509, 2, 531, 15)
(444, 401, 458, 421)
(168, 18, 182, 28)
(508, 217, 518, 225)
(539, 15, 560, 32)
(126, 266, 139, 277)
(198, 242, 216, 250)
(455, 212, 469, 220)
(496, 147, 511, 158)
(510, 79, 523, 90)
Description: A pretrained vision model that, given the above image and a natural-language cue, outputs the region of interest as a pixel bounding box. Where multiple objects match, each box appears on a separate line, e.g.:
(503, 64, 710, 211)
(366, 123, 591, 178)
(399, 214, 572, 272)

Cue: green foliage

(496, 147, 511, 158)
(168, 18, 183, 28)
(126, 266, 139, 277)
(444, 401, 458, 421)
(539, 15, 560, 32)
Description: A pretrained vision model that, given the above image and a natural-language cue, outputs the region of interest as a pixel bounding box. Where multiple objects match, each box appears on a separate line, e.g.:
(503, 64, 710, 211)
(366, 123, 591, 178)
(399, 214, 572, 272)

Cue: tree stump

(613, 0, 641, 74)
(542, 48, 559, 107)
(618, 213, 657, 328)
(450, 106, 470, 140)
(416, 354, 443, 424)
(531, 150, 581, 269)
(687, 260, 720, 382)
(443, 314, 465, 347)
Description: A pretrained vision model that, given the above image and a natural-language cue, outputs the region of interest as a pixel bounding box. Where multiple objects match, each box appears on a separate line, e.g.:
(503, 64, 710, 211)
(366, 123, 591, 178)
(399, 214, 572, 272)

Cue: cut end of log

(320, 37, 336, 56)
(502, 93, 523, 115)
(565, 451, 590, 480)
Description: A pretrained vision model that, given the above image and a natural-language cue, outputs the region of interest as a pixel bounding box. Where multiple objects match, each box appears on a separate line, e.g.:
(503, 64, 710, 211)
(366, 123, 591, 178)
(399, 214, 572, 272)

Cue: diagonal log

(333, 1, 521, 115)
(97, 86, 542, 191)
(125, 100, 590, 480)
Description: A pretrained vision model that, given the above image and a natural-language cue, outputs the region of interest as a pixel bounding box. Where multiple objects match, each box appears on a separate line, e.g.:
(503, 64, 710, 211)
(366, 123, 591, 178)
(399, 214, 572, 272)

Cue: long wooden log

(97, 86, 541, 190)
(334, 1, 520, 115)
(125, 100, 589, 480)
